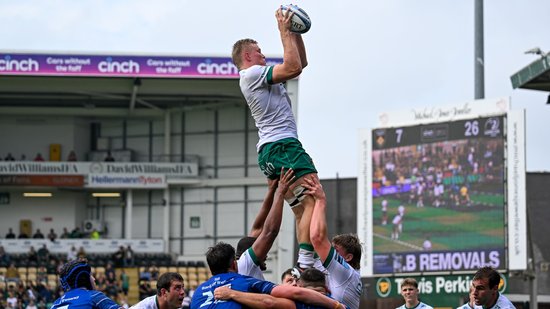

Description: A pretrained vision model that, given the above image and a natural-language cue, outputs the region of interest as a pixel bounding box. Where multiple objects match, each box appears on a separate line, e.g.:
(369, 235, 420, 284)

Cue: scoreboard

(358, 98, 527, 277)
(372, 116, 504, 149)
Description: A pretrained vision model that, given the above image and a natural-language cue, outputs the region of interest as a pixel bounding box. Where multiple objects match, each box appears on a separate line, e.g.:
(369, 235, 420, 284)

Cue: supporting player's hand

(276, 167, 295, 195)
(267, 177, 279, 191)
(213, 286, 233, 300)
(276, 6, 293, 33)
(302, 176, 326, 201)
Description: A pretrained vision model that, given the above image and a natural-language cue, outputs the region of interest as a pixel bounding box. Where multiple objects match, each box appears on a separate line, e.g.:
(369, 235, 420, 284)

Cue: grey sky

(2, 0, 549, 178)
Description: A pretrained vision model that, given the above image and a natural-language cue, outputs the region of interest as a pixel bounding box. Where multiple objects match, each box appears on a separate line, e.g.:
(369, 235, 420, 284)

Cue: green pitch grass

(373, 194, 505, 253)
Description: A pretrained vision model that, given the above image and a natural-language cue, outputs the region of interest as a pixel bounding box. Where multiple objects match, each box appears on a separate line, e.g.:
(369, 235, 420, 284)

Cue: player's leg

(289, 174, 317, 270)
(258, 138, 319, 270)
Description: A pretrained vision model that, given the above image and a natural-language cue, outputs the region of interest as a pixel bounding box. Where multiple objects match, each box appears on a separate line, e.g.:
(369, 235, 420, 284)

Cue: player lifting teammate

(232, 6, 320, 272)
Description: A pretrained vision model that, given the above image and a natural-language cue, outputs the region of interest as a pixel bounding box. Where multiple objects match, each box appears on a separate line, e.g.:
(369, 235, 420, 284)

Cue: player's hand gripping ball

(281, 4, 311, 34)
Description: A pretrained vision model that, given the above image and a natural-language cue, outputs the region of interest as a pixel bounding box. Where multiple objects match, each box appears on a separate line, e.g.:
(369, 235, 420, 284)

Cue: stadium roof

(0, 51, 282, 117)
(510, 53, 550, 92)
(0, 75, 243, 117)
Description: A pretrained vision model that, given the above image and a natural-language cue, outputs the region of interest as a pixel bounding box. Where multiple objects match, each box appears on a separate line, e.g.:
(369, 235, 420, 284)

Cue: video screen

(371, 116, 506, 274)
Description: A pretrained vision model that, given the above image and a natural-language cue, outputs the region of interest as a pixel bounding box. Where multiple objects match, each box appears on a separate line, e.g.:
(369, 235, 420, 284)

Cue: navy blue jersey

(51, 288, 120, 309)
(190, 272, 276, 309)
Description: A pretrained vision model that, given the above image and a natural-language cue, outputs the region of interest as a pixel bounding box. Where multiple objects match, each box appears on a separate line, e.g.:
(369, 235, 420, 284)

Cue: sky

(2, 0, 550, 178)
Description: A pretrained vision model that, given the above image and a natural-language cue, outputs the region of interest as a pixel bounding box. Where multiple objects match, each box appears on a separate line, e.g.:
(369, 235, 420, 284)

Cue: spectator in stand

(34, 153, 45, 161)
(36, 282, 53, 305)
(124, 245, 135, 267)
(0, 245, 10, 265)
(4, 153, 15, 161)
(77, 246, 86, 259)
(90, 228, 100, 240)
(47, 229, 57, 242)
(67, 245, 78, 261)
(70, 227, 82, 238)
(138, 280, 153, 301)
(104, 151, 115, 162)
(150, 265, 160, 280)
(6, 290, 18, 308)
(94, 272, 107, 293)
(104, 263, 116, 279)
(28, 246, 39, 264)
(113, 246, 125, 267)
(67, 150, 78, 162)
(139, 267, 151, 281)
(18, 231, 29, 239)
(20, 154, 27, 161)
(37, 266, 48, 283)
(120, 269, 130, 296)
(5, 227, 16, 239)
(46, 259, 58, 275)
(33, 229, 45, 239)
(37, 244, 50, 264)
(105, 271, 119, 300)
(6, 262, 20, 282)
(59, 227, 70, 239)
(27, 299, 38, 309)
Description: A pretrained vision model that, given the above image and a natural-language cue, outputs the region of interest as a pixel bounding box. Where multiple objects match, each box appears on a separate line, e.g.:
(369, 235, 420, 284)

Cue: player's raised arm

(249, 177, 279, 238)
(272, 7, 302, 84)
(252, 167, 294, 262)
(302, 176, 332, 261)
(292, 33, 308, 69)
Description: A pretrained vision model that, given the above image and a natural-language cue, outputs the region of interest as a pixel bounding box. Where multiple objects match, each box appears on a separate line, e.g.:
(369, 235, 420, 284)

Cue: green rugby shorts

(258, 138, 317, 180)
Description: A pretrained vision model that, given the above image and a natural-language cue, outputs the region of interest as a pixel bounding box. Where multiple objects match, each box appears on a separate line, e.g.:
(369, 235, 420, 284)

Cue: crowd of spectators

(373, 139, 504, 209)
(0, 150, 115, 162)
(0, 245, 145, 308)
(4, 227, 95, 241)
(0, 153, 48, 162)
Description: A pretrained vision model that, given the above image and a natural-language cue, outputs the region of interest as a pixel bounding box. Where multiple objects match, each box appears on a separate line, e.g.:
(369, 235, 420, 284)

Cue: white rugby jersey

(239, 65, 298, 151)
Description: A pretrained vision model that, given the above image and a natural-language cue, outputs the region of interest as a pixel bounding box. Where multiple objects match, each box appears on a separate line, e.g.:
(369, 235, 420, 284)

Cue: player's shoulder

(130, 295, 156, 309)
(419, 302, 434, 309)
(241, 65, 270, 80)
(494, 294, 515, 309)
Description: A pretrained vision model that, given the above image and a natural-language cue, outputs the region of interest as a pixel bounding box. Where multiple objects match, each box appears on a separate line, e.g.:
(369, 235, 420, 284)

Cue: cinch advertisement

(0, 52, 282, 79)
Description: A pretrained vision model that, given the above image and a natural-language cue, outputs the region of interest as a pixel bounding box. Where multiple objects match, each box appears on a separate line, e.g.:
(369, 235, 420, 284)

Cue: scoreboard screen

(369, 115, 506, 274)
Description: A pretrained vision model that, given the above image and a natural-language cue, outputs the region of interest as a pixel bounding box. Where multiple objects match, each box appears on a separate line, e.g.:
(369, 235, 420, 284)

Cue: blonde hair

(232, 38, 257, 70)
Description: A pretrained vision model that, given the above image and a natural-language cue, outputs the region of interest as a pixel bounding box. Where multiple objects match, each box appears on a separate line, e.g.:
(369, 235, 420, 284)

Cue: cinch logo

(98, 57, 140, 73)
(0, 55, 39, 72)
(197, 59, 238, 75)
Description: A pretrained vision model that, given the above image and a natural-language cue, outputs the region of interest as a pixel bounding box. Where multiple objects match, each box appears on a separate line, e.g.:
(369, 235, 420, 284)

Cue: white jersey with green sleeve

(237, 247, 265, 280)
(239, 65, 298, 151)
(315, 247, 362, 309)
(396, 301, 434, 309)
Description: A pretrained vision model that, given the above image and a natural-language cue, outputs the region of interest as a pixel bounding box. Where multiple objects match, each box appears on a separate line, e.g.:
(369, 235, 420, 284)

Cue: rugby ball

(281, 4, 311, 34)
